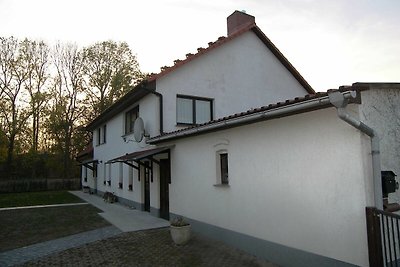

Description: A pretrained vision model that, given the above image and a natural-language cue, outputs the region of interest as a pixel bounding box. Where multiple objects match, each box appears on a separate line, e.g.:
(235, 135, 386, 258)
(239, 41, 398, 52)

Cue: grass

(0, 204, 110, 252)
(0, 190, 83, 208)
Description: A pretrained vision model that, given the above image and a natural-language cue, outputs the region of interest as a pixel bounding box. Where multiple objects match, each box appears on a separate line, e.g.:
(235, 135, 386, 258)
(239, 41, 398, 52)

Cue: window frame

(125, 106, 139, 135)
(96, 124, 107, 146)
(103, 125, 107, 144)
(219, 153, 229, 185)
(97, 128, 101, 146)
(214, 149, 230, 187)
(176, 94, 213, 125)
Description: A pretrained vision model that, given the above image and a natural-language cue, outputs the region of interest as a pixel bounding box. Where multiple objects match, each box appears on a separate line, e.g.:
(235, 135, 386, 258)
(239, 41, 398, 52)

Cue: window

(118, 162, 123, 189)
(177, 95, 213, 125)
(125, 106, 139, 134)
(128, 162, 134, 191)
(103, 125, 107, 144)
(97, 128, 101, 145)
(107, 163, 111, 186)
(220, 153, 229, 185)
(103, 163, 107, 185)
(93, 163, 97, 178)
(97, 125, 106, 145)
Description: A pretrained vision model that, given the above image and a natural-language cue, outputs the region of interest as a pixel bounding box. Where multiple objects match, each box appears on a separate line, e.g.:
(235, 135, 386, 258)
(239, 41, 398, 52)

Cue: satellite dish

(133, 117, 145, 142)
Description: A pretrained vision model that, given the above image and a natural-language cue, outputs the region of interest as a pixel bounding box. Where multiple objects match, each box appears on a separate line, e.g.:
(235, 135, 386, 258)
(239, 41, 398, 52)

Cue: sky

(0, 0, 399, 91)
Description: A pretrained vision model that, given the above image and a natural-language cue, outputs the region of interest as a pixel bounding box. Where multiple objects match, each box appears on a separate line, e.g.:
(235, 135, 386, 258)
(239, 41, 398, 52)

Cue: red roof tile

(146, 23, 314, 94)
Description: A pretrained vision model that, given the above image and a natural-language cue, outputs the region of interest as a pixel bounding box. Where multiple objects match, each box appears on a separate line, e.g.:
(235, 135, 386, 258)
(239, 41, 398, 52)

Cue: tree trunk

(5, 134, 15, 177)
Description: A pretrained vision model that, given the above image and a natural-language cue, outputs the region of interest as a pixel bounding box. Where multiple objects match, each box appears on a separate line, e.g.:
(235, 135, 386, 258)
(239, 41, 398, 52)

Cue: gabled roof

(86, 12, 315, 131)
(146, 23, 315, 94)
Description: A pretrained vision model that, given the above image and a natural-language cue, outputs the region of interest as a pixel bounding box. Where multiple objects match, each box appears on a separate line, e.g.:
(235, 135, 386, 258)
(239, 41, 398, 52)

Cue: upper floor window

(176, 95, 213, 125)
(97, 124, 107, 145)
(220, 153, 229, 185)
(125, 106, 139, 134)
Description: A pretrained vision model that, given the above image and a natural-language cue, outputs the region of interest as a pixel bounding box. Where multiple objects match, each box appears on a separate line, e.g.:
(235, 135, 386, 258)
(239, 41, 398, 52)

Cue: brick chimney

(227, 10, 255, 36)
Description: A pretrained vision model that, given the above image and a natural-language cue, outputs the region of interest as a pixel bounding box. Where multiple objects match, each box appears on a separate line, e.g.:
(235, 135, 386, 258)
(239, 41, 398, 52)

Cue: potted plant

(170, 216, 191, 245)
(128, 184, 133, 191)
(83, 186, 90, 193)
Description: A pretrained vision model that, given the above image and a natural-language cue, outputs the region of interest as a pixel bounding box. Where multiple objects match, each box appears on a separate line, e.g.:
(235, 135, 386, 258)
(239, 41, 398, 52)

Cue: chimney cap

(227, 10, 255, 36)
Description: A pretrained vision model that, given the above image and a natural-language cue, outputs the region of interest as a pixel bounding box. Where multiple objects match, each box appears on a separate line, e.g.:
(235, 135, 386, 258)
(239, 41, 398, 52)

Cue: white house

(78, 10, 400, 267)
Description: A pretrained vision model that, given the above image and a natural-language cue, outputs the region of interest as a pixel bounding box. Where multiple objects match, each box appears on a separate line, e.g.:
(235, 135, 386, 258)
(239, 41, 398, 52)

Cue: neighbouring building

(77, 10, 400, 267)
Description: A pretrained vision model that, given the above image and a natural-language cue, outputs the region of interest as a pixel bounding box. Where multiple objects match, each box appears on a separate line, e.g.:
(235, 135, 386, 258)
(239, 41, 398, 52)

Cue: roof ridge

(147, 23, 256, 82)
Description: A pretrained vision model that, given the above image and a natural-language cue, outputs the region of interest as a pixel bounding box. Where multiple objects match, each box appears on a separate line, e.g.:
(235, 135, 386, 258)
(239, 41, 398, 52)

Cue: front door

(144, 162, 150, 212)
(159, 159, 170, 220)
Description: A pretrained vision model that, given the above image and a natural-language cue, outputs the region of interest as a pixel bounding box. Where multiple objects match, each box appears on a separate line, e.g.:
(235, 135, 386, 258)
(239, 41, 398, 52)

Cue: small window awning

(77, 160, 99, 171)
(107, 145, 174, 164)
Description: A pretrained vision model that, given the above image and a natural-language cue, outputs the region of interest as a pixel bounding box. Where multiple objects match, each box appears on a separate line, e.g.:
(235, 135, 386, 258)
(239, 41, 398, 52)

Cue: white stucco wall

(166, 106, 373, 266)
(359, 87, 400, 204)
(81, 164, 95, 189)
(157, 31, 310, 133)
(93, 94, 161, 206)
(88, 29, 314, 208)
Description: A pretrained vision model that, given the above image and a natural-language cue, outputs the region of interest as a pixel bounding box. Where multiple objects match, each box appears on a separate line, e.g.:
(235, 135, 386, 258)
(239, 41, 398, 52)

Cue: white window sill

(213, 184, 230, 187)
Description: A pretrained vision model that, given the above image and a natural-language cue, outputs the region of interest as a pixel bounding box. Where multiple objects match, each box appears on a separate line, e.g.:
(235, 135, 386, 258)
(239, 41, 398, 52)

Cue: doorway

(159, 159, 170, 220)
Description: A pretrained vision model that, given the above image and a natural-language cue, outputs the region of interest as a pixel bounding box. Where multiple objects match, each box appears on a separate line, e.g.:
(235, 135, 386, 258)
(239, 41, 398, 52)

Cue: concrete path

(70, 191, 170, 232)
(0, 202, 88, 211)
(0, 226, 121, 267)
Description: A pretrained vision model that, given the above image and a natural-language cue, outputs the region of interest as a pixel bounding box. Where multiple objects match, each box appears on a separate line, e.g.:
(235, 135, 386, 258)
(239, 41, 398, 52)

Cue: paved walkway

(0, 226, 122, 267)
(21, 228, 277, 267)
(0, 191, 169, 266)
(0, 202, 88, 211)
(0, 191, 277, 266)
(70, 191, 170, 232)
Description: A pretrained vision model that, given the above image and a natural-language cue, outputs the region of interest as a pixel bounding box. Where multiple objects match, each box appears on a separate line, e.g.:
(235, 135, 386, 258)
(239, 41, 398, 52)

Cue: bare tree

(46, 43, 87, 178)
(20, 39, 50, 152)
(0, 37, 31, 174)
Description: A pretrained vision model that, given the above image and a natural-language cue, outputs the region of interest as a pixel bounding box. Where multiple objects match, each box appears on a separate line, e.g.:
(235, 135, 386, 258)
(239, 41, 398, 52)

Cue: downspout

(141, 83, 164, 135)
(150, 91, 164, 135)
(328, 91, 383, 209)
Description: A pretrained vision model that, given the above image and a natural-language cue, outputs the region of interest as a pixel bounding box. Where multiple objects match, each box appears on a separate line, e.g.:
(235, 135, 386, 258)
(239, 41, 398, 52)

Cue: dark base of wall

(170, 213, 358, 267)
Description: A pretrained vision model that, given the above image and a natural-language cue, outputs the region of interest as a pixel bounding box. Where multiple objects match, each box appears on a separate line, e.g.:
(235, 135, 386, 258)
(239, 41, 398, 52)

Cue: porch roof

(107, 145, 174, 164)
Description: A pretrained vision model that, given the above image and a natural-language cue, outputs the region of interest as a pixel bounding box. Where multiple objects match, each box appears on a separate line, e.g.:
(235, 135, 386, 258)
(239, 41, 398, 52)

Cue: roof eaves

(86, 81, 153, 131)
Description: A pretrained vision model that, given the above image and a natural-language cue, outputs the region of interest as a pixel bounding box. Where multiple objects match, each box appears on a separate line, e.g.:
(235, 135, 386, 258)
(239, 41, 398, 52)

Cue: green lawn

(0, 191, 83, 208)
(0, 204, 110, 252)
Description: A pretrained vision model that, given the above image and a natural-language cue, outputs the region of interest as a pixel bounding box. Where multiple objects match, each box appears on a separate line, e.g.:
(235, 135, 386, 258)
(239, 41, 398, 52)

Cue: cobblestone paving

(21, 228, 277, 267)
(0, 226, 121, 267)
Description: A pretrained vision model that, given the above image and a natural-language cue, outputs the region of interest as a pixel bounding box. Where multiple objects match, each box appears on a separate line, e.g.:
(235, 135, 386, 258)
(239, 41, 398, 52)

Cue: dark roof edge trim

(86, 81, 154, 131)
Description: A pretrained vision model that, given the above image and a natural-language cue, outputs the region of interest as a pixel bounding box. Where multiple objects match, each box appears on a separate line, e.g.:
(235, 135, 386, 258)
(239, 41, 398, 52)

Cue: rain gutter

(148, 91, 356, 144)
